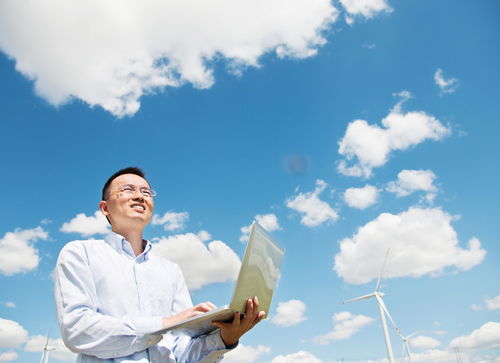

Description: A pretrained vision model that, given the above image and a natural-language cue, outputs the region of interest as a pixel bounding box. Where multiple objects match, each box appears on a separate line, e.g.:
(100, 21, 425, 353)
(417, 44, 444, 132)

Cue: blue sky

(0, 0, 499, 362)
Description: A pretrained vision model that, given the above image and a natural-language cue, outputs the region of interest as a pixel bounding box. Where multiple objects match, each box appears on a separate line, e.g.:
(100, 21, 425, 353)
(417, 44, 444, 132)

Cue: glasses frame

(110, 184, 157, 199)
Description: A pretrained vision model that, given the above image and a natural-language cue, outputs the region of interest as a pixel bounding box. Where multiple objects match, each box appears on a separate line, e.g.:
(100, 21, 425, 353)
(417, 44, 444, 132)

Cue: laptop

(156, 221, 285, 337)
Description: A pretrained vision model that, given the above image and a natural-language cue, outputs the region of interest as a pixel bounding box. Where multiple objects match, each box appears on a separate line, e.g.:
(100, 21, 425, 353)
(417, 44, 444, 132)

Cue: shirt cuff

(213, 330, 238, 350)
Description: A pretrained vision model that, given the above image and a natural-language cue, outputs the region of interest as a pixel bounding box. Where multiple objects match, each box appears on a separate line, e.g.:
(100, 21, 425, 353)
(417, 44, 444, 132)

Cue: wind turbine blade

(375, 293, 398, 333)
(375, 248, 391, 292)
(407, 331, 419, 338)
(341, 293, 375, 304)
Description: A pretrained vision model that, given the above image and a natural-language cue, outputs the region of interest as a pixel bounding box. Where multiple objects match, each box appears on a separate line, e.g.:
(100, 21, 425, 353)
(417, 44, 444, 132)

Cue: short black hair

(102, 167, 147, 201)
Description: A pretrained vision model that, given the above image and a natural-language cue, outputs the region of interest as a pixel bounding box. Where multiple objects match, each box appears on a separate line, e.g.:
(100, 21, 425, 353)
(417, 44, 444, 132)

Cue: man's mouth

(130, 203, 145, 211)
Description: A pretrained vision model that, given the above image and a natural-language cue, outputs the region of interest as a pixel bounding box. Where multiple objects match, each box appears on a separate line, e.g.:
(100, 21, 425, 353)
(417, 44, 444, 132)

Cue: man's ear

(99, 201, 109, 216)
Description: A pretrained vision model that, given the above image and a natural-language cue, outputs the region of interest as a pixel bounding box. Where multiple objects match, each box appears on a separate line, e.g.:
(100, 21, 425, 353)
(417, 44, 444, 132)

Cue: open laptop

(156, 221, 285, 337)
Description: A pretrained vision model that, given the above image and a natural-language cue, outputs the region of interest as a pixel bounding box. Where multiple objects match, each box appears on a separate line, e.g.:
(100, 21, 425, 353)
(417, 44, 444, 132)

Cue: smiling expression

(100, 173, 154, 229)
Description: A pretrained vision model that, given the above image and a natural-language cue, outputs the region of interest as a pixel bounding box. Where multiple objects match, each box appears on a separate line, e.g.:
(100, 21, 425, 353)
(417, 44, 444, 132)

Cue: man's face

(100, 173, 154, 229)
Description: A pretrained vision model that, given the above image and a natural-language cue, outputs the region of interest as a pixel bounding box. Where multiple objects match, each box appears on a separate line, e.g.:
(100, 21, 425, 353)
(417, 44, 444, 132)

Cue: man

(55, 167, 264, 362)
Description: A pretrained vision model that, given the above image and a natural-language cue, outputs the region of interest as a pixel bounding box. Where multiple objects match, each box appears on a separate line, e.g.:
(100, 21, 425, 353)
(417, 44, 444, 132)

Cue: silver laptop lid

(229, 221, 285, 317)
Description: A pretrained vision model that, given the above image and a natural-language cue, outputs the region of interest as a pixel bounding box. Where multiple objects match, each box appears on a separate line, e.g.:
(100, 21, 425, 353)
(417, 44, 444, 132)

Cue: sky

(0, 0, 499, 362)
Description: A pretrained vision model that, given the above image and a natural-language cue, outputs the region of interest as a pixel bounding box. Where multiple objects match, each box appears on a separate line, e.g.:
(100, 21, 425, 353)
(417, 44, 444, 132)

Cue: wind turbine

(341, 249, 397, 363)
(396, 330, 418, 363)
(40, 334, 56, 363)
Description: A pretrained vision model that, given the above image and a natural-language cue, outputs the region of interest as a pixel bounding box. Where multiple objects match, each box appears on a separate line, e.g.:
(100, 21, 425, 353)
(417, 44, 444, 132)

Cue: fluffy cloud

(410, 335, 441, 350)
(0, 227, 48, 276)
(313, 311, 374, 344)
(334, 207, 486, 285)
(344, 185, 379, 209)
(271, 299, 307, 327)
(268, 349, 467, 363)
(197, 230, 212, 242)
(449, 322, 500, 350)
(0, 0, 338, 117)
(286, 180, 338, 227)
(386, 169, 437, 197)
(25, 335, 77, 361)
(0, 351, 18, 362)
(152, 232, 240, 290)
(223, 344, 271, 363)
(485, 295, 500, 311)
(0, 318, 28, 349)
(240, 213, 281, 242)
(270, 350, 325, 363)
(3, 302, 15, 309)
(337, 92, 450, 178)
(60, 211, 110, 237)
(152, 211, 189, 231)
(434, 69, 459, 95)
(340, 0, 392, 25)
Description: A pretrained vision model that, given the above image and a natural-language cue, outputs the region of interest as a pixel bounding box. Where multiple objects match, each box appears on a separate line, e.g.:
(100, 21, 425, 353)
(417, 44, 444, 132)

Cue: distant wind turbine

(396, 330, 418, 363)
(341, 249, 397, 363)
(40, 334, 56, 363)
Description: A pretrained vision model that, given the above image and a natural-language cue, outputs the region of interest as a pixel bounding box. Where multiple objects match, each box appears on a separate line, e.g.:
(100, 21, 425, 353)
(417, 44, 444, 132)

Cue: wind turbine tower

(40, 334, 56, 363)
(341, 250, 397, 363)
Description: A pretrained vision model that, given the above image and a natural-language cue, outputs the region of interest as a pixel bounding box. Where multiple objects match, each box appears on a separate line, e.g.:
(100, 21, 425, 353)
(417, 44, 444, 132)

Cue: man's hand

(162, 302, 217, 328)
(212, 296, 265, 347)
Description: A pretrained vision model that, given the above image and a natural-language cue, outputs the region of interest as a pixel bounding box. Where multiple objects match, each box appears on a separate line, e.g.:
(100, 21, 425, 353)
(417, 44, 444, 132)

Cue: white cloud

(223, 344, 271, 363)
(286, 180, 338, 227)
(240, 213, 281, 242)
(279, 349, 470, 363)
(344, 185, 379, 209)
(152, 211, 189, 231)
(271, 299, 307, 327)
(333, 207, 486, 285)
(0, 351, 18, 362)
(0, 227, 48, 276)
(313, 311, 374, 344)
(411, 335, 441, 350)
(472, 303, 483, 311)
(386, 169, 437, 197)
(0, 0, 339, 117)
(25, 335, 77, 361)
(0, 318, 28, 349)
(60, 211, 110, 237)
(339, 0, 392, 19)
(450, 322, 500, 351)
(434, 68, 459, 95)
(197, 230, 211, 242)
(485, 295, 500, 311)
(337, 92, 450, 178)
(303, 349, 467, 363)
(3, 302, 16, 309)
(152, 232, 240, 290)
(269, 350, 325, 363)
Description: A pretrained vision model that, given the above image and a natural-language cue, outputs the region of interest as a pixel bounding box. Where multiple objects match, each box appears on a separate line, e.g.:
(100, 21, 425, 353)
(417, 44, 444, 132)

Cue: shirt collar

(104, 231, 152, 261)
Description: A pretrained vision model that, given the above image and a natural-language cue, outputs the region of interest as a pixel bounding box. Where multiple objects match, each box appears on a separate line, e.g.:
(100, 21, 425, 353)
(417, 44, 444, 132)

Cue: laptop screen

(229, 222, 285, 316)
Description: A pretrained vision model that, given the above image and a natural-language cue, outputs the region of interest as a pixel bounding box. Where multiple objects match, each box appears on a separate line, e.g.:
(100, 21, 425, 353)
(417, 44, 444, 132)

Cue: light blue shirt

(54, 231, 232, 362)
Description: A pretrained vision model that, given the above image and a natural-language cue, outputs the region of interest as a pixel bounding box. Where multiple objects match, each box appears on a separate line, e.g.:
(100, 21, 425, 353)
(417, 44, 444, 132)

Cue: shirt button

(113, 353, 118, 357)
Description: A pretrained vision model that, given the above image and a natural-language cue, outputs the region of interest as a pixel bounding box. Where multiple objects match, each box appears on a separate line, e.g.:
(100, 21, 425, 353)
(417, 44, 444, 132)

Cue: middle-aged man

(54, 167, 264, 362)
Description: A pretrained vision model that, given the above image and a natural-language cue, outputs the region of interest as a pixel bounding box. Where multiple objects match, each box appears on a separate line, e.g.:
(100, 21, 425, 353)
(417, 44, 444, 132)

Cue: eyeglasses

(111, 184, 157, 199)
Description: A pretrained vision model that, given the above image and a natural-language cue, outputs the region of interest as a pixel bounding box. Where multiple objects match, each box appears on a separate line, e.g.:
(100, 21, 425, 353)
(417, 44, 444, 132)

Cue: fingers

(194, 301, 217, 312)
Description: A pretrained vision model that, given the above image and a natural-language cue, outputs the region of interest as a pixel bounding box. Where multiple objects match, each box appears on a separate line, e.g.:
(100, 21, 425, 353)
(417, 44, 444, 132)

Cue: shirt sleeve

(165, 265, 237, 363)
(54, 241, 164, 359)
